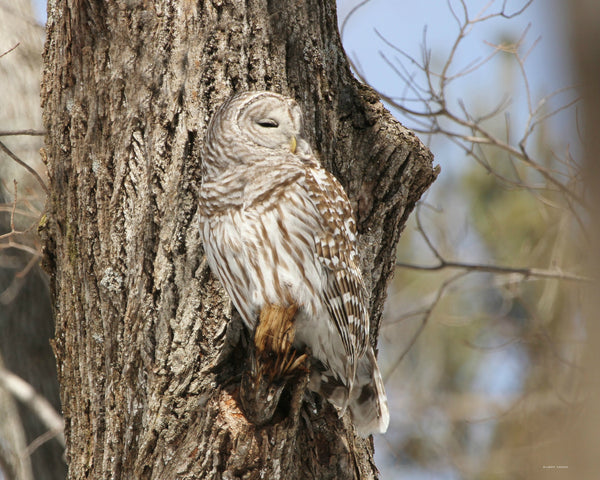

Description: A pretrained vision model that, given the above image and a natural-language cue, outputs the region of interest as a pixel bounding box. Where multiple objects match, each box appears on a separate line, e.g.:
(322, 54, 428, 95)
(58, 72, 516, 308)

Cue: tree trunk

(40, 0, 436, 478)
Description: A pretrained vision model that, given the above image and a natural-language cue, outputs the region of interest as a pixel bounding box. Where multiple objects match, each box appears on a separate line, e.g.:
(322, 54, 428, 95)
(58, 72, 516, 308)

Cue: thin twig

(10, 180, 17, 232)
(0, 42, 20, 59)
(0, 140, 48, 194)
(22, 428, 64, 459)
(384, 272, 469, 381)
(371, 6, 585, 213)
(0, 368, 65, 447)
(0, 129, 45, 137)
(401, 203, 591, 283)
(0, 205, 40, 218)
(0, 242, 40, 256)
(340, 0, 373, 41)
(15, 252, 40, 279)
(395, 259, 592, 283)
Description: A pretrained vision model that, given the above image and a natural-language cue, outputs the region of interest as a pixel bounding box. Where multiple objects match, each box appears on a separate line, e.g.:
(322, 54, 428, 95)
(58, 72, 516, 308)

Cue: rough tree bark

(41, 0, 436, 478)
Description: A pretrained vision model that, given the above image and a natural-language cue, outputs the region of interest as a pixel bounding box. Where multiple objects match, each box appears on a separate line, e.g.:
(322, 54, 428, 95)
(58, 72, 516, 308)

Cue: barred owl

(198, 91, 389, 435)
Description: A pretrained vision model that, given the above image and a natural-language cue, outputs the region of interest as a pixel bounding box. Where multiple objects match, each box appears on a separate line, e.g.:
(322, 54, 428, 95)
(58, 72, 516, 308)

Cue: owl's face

(202, 91, 313, 179)
(235, 92, 303, 152)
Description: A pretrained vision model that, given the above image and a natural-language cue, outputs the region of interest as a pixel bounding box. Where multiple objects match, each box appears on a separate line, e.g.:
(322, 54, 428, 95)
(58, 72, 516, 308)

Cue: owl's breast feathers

(199, 157, 369, 362)
(199, 156, 306, 217)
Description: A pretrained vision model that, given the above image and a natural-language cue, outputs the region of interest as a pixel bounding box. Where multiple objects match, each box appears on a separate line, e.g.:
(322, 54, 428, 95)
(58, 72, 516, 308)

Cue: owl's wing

(304, 166, 370, 381)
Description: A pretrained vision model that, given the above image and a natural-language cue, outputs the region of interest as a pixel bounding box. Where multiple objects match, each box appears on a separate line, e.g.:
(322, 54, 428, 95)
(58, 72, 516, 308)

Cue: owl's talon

(240, 369, 286, 426)
(238, 303, 306, 425)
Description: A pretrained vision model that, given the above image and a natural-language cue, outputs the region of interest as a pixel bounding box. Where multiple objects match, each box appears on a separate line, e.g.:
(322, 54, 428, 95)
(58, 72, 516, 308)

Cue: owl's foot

(254, 303, 308, 379)
(240, 370, 286, 426)
(239, 303, 308, 426)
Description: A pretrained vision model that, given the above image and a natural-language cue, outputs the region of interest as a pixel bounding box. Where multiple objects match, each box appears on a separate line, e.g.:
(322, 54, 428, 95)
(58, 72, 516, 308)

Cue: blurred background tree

(1, 0, 595, 479)
(0, 1, 65, 479)
(338, 1, 590, 479)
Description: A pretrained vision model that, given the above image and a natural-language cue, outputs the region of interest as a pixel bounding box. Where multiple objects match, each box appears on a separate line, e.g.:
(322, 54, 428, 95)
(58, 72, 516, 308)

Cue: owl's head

(203, 91, 310, 177)
(235, 91, 303, 151)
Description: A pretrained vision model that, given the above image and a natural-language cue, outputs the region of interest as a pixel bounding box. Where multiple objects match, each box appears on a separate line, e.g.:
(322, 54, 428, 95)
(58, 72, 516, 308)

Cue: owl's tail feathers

(348, 347, 390, 437)
(308, 347, 389, 436)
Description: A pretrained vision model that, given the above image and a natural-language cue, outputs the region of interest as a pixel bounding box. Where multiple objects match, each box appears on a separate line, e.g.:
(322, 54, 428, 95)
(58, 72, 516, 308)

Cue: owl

(198, 91, 389, 435)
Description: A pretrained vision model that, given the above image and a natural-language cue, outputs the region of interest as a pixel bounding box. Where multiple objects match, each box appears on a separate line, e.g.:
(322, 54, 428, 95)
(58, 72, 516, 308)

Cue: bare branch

(0, 42, 20, 59)
(0, 368, 65, 447)
(414, 205, 443, 262)
(500, 0, 534, 19)
(10, 180, 17, 232)
(383, 272, 469, 381)
(0, 242, 40, 257)
(446, 0, 462, 28)
(340, 0, 373, 41)
(0, 141, 48, 195)
(395, 259, 592, 283)
(0, 129, 45, 137)
(369, 1, 585, 222)
(399, 202, 591, 283)
(0, 205, 40, 219)
(0, 183, 42, 250)
(22, 429, 64, 460)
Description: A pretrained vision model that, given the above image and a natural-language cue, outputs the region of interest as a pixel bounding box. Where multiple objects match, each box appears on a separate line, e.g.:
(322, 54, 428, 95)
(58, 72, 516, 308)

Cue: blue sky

(338, 0, 574, 167)
(339, 0, 570, 92)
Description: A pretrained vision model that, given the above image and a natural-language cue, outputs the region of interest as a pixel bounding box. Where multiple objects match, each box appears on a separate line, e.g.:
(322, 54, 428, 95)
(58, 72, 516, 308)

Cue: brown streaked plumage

(198, 91, 389, 435)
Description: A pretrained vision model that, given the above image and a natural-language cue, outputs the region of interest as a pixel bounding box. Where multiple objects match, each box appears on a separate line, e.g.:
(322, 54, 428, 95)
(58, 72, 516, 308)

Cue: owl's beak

(290, 136, 297, 154)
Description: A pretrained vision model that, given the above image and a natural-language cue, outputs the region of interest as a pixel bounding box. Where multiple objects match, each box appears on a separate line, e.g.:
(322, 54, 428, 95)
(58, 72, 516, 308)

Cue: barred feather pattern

(198, 91, 389, 435)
